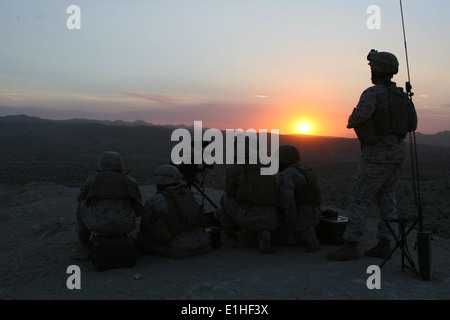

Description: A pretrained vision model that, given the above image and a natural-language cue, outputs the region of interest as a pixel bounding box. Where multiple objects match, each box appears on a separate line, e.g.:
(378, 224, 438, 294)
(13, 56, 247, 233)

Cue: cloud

(422, 105, 442, 109)
(422, 104, 450, 110)
(119, 92, 181, 106)
(118, 91, 207, 107)
(0, 88, 208, 112)
(4, 93, 23, 102)
(248, 95, 268, 99)
(418, 94, 429, 98)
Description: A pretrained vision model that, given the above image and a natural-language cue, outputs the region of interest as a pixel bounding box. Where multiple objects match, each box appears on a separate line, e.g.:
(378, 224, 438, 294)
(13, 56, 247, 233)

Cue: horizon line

(0, 113, 448, 140)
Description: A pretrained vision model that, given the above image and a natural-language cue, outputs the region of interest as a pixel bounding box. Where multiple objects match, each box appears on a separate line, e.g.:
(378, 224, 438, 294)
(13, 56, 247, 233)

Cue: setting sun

(298, 123, 311, 134)
(284, 116, 319, 135)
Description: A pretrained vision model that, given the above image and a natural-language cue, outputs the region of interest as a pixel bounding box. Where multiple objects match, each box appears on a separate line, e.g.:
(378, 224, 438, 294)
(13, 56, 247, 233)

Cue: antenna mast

(399, 0, 413, 95)
(399, 0, 432, 281)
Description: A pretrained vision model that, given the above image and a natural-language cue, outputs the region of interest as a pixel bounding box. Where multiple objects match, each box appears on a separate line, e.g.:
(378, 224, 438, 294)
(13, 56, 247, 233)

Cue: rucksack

(236, 164, 279, 206)
(293, 166, 322, 206)
(149, 186, 205, 245)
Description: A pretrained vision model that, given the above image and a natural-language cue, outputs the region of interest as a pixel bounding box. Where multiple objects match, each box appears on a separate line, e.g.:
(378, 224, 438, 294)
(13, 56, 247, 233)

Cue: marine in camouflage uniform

(273, 145, 322, 252)
(136, 165, 210, 259)
(327, 50, 418, 261)
(220, 162, 279, 253)
(72, 151, 144, 260)
(220, 164, 278, 252)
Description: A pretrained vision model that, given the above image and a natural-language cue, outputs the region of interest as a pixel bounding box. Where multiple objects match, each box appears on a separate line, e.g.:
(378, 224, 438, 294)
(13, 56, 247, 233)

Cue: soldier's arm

(141, 195, 167, 227)
(131, 200, 144, 217)
(77, 174, 95, 202)
(409, 100, 418, 132)
(278, 171, 299, 224)
(347, 87, 378, 129)
(126, 176, 144, 217)
(139, 200, 150, 232)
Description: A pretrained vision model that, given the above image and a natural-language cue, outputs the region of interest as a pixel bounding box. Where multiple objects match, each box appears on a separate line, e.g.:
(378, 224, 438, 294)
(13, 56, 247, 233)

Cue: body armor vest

(236, 165, 279, 206)
(372, 86, 414, 138)
(292, 166, 322, 206)
(150, 187, 204, 244)
(88, 170, 130, 201)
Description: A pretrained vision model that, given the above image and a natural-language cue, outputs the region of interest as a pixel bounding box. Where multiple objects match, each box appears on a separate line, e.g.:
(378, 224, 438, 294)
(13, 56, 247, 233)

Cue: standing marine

(327, 49, 418, 261)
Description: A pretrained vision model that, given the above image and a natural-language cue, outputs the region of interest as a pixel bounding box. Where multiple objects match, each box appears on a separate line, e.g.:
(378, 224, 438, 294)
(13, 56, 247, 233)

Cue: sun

(298, 123, 311, 134)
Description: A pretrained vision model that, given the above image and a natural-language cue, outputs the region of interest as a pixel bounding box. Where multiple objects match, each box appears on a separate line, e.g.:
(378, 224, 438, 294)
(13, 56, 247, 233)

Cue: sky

(1, 0, 449, 138)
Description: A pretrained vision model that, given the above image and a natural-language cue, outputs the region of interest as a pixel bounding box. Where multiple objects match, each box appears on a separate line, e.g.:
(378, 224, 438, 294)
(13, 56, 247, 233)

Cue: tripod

(191, 181, 218, 209)
(183, 166, 219, 210)
(380, 218, 419, 277)
(180, 166, 222, 227)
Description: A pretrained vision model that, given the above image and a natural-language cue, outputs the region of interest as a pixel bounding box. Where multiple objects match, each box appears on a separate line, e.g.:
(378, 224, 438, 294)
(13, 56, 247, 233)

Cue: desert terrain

(1, 115, 449, 303)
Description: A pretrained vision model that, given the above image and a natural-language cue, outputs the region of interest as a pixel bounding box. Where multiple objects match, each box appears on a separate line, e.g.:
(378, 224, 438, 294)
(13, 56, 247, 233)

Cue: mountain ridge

(1, 114, 449, 148)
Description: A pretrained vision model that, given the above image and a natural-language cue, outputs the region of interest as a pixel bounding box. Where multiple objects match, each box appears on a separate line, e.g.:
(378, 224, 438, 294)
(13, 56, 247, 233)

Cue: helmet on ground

(367, 49, 399, 74)
(278, 144, 300, 164)
(152, 165, 182, 185)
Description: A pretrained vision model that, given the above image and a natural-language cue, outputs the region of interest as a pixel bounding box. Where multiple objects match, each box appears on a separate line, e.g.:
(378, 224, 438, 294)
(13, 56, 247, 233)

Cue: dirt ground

(0, 182, 449, 302)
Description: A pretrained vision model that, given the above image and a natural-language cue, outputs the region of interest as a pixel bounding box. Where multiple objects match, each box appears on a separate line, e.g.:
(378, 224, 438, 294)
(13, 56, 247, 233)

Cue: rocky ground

(1, 182, 449, 303)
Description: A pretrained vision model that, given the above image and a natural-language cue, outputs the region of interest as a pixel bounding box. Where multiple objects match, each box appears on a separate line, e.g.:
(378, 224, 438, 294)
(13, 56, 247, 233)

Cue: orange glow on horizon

(290, 118, 318, 135)
(260, 93, 352, 137)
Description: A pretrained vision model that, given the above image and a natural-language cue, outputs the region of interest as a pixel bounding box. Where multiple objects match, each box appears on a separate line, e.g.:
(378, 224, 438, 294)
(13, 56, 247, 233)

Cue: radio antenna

(399, 0, 412, 95)
(399, 0, 432, 281)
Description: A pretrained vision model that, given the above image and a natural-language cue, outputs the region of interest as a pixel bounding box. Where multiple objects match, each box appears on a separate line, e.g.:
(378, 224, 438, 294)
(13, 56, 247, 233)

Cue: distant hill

(415, 131, 450, 149)
(0, 114, 50, 123)
(2, 114, 448, 147)
(1, 114, 449, 186)
(0, 114, 192, 129)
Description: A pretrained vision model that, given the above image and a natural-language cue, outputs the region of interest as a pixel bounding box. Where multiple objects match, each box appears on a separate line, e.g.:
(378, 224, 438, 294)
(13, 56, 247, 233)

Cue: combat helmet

(152, 165, 182, 185)
(367, 49, 399, 74)
(97, 151, 124, 173)
(278, 144, 300, 165)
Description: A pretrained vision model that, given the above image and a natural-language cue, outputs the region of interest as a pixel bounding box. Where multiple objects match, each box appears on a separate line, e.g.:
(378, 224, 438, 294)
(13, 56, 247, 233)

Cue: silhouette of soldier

(272, 144, 321, 252)
(136, 165, 210, 259)
(72, 151, 143, 260)
(327, 50, 418, 261)
(218, 136, 279, 253)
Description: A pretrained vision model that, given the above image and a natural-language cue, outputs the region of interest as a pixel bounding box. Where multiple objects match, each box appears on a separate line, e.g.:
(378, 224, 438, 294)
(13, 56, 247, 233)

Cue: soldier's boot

(256, 230, 272, 253)
(72, 233, 91, 261)
(302, 225, 320, 253)
(364, 238, 391, 259)
(326, 240, 359, 261)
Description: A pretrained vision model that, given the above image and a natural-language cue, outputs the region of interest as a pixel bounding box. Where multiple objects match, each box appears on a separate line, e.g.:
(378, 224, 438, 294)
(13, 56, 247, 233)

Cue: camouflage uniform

(326, 49, 418, 261)
(344, 82, 418, 243)
(137, 166, 210, 259)
(219, 163, 279, 251)
(77, 151, 143, 237)
(275, 163, 321, 249)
